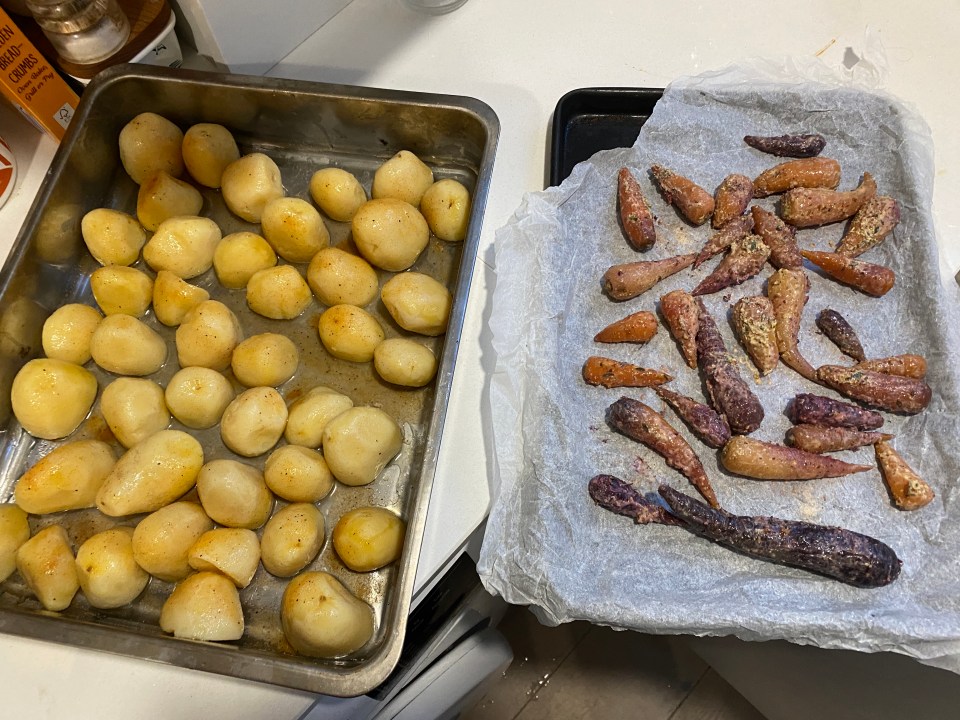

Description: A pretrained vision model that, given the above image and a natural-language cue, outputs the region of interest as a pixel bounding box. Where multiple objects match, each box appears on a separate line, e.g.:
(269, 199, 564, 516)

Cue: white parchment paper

(478, 61, 960, 672)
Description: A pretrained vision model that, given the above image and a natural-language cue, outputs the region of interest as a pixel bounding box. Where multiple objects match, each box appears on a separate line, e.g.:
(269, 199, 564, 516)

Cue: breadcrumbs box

(0, 8, 78, 140)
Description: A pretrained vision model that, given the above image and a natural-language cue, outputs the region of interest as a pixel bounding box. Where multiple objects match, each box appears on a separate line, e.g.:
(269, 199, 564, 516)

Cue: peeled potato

(281, 571, 374, 658)
(284, 385, 353, 448)
(182, 123, 239, 188)
(14, 439, 117, 514)
(11, 358, 98, 439)
(0, 297, 44, 360)
(75, 527, 149, 609)
(380, 272, 452, 336)
(420, 178, 470, 242)
(0, 504, 31, 582)
(153, 270, 209, 327)
(322, 406, 402, 486)
(264, 445, 334, 503)
(164, 366, 234, 429)
(196, 459, 274, 529)
(213, 231, 277, 289)
(16, 525, 79, 611)
(90, 314, 167, 376)
(372, 150, 434, 206)
(80, 208, 146, 266)
(175, 300, 242, 371)
(261, 197, 329, 263)
(90, 265, 154, 317)
(132, 501, 213, 582)
(96, 430, 204, 517)
(306, 247, 379, 307)
(143, 216, 221, 279)
(119, 112, 184, 185)
(231, 333, 299, 388)
(309, 167, 366, 222)
(261, 503, 325, 577)
(136, 171, 203, 231)
(100, 377, 170, 448)
(160, 571, 244, 641)
(246, 265, 312, 320)
(219, 386, 288, 457)
(373, 338, 437, 387)
(188, 528, 260, 588)
(41, 303, 102, 365)
(317, 304, 384, 363)
(352, 198, 429, 272)
(332, 506, 405, 572)
(221, 152, 284, 223)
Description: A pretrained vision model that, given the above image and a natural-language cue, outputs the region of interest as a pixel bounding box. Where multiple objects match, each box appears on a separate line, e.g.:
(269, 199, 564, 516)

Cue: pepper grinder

(25, 0, 129, 65)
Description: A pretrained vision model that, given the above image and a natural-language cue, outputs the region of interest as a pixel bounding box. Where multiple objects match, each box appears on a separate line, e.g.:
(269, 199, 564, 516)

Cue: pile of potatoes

(0, 112, 472, 659)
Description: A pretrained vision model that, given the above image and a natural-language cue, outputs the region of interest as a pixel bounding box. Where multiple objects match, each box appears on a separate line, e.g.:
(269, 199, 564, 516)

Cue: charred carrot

(583, 356, 672, 388)
(588, 474, 684, 525)
(744, 133, 827, 158)
(603, 253, 697, 301)
(801, 250, 895, 297)
(617, 167, 657, 251)
(787, 393, 884, 430)
(692, 234, 770, 296)
(720, 435, 872, 480)
(654, 386, 731, 449)
(816, 309, 865, 362)
(594, 310, 658, 344)
(659, 289, 700, 369)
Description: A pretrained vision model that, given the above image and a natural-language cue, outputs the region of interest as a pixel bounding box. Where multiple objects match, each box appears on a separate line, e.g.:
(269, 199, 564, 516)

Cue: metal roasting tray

(0, 65, 499, 697)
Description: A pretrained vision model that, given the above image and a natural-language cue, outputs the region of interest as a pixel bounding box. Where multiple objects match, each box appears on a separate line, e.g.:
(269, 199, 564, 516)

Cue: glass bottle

(25, 0, 129, 65)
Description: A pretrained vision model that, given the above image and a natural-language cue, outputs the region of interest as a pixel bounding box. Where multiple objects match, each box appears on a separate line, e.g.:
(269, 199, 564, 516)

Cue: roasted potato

(196, 459, 274, 529)
(16, 525, 79, 611)
(380, 272, 452, 336)
(175, 300, 242, 371)
(213, 231, 277, 289)
(372, 150, 434, 206)
(143, 215, 221, 280)
(90, 314, 167, 376)
(281, 571, 374, 657)
(90, 265, 154, 317)
(231, 333, 299, 388)
(261, 197, 330, 263)
(322, 406, 402, 486)
(221, 152, 284, 223)
(152, 270, 210, 327)
(332, 506, 405, 572)
(80, 208, 146, 266)
(420, 178, 470, 242)
(11, 358, 98, 439)
(306, 247, 379, 307)
(160, 571, 244, 641)
(219, 387, 288, 458)
(373, 338, 437, 387)
(260, 503, 325, 577)
(182, 123, 239, 188)
(264, 445, 334, 503)
(317, 304, 384, 362)
(118, 112, 184, 185)
(0, 504, 30, 582)
(284, 385, 354, 448)
(352, 198, 430, 271)
(14, 439, 117, 514)
(100, 377, 170, 448)
(246, 265, 312, 320)
(76, 527, 149, 608)
(309, 167, 366, 222)
(132, 501, 214, 582)
(187, 528, 261, 588)
(164, 366, 234, 429)
(41, 303, 102, 365)
(136, 171, 203, 231)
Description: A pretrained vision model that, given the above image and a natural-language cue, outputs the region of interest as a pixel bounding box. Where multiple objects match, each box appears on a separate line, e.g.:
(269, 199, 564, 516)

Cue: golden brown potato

(75, 527, 149, 609)
(322, 406, 403, 486)
(164, 366, 234, 429)
(0, 504, 30, 582)
(17, 525, 79, 611)
(160, 571, 244, 641)
(260, 503, 325, 577)
(352, 198, 430, 271)
(132, 501, 214, 582)
(332, 506, 405, 572)
(14, 439, 117, 514)
(372, 150, 434, 206)
(90, 314, 167, 376)
(219, 386, 288, 457)
(100, 377, 170, 448)
(96, 430, 204, 517)
(118, 112, 184, 185)
(317, 304, 384, 362)
(373, 338, 437, 387)
(175, 300, 242, 371)
(284, 385, 354, 448)
(221, 152, 285, 223)
(196, 459, 274, 529)
(231, 333, 299, 388)
(261, 197, 330, 263)
(309, 167, 366, 222)
(182, 123, 240, 189)
(187, 528, 260, 588)
(41, 303, 102, 365)
(420, 179, 470, 242)
(11, 358, 98, 440)
(264, 445, 334, 503)
(380, 272, 452, 336)
(152, 270, 210, 327)
(213, 231, 277, 289)
(90, 265, 154, 317)
(143, 216, 221, 280)
(281, 571, 374, 657)
(80, 208, 146, 266)
(306, 247, 379, 307)
(136, 171, 203, 231)
(245, 265, 312, 320)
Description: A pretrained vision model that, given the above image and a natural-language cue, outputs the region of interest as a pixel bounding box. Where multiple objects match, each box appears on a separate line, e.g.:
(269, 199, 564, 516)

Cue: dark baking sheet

(549, 87, 663, 187)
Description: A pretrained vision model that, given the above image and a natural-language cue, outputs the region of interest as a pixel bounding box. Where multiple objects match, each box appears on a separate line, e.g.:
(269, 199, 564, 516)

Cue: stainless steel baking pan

(0, 64, 499, 697)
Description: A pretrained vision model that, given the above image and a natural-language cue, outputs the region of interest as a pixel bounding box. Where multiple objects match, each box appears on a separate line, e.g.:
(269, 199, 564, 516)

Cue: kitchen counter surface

(0, 1, 958, 717)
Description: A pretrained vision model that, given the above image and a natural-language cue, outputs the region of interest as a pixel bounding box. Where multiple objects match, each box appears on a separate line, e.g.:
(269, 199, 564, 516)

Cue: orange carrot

(801, 250, 895, 297)
(603, 253, 697, 301)
(582, 356, 671, 388)
(594, 311, 658, 343)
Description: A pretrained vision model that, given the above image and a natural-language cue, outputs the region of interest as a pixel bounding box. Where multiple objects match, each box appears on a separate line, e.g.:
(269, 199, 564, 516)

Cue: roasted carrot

(588, 474, 684, 525)
(602, 253, 697, 301)
(712, 173, 753, 228)
(594, 310, 658, 344)
(654, 385, 731, 449)
(785, 424, 892, 454)
(801, 250, 895, 297)
(836, 196, 900, 257)
(751, 205, 802, 270)
(767, 268, 817, 382)
(816, 309, 865, 362)
(744, 133, 827, 158)
(582, 356, 672, 388)
(694, 214, 754, 268)
(650, 165, 714, 225)
(617, 167, 657, 251)
(817, 365, 932, 415)
(731, 295, 779, 376)
(851, 354, 926, 379)
(607, 396, 720, 507)
(787, 393, 884, 430)
(720, 435, 872, 480)
(659, 289, 699, 369)
(875, 440, 935, 511)
(781, 173, 877, 228)
(752, 157, 840, 197)
(692, 234, 770, 297)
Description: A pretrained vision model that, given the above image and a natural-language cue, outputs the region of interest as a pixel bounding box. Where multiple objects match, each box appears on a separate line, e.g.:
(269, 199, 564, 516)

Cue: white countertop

(1, 0, 958, 716)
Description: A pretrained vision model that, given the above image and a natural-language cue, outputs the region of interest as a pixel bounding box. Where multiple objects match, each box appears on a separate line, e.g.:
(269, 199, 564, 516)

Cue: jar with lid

(25, 0, 130, 65)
